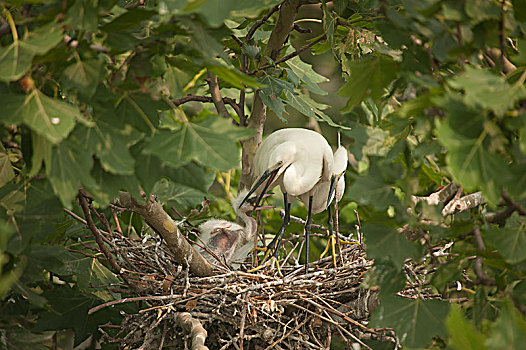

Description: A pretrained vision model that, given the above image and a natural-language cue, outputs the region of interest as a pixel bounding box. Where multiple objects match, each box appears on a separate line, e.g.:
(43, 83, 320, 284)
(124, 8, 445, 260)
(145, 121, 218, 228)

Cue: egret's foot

(320, 230, 338, 267)
(248, 256, 283, 277)
(250, 245, 274, 264)
(320, 231, 362, 267)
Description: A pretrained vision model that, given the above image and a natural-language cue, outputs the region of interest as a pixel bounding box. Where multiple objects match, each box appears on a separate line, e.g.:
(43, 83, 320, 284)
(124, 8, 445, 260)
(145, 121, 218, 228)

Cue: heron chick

(198, 189, 258, 267)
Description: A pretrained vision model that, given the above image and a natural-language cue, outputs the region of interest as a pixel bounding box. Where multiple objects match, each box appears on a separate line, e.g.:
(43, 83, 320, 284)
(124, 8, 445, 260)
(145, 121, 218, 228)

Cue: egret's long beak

(326, 175, 336, 210)
(326, 170, 345, 209)
(239, 165, 280, 210)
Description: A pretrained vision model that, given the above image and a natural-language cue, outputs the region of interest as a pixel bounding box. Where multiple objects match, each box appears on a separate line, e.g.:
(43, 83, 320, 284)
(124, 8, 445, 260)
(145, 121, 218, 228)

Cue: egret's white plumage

(198, 189, 256, 266)
(251, 128, 334, 201)
(241, 128, 341, 272)
(299, 144, 348, 212)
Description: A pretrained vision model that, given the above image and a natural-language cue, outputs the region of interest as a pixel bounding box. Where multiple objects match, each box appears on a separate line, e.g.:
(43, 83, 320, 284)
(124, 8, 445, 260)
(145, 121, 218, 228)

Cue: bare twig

(78, 191, 128, 283)
(472, 226, 496, 286)
(250, 34, 327, 74)
(206, 71, 236, 121)
(172, 94, 242, 120)
(244, 4, 281, 44)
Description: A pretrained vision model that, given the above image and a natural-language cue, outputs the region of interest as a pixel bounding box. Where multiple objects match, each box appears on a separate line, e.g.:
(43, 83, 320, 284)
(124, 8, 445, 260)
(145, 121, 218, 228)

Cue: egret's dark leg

(267, 192, 290, 257)
(304, 195, 313, 274)
(327, 202, 334, 240)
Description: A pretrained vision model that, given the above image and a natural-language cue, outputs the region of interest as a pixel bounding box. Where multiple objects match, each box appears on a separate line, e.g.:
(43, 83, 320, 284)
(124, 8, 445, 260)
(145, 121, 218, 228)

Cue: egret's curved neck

(236, 209, 257, 241)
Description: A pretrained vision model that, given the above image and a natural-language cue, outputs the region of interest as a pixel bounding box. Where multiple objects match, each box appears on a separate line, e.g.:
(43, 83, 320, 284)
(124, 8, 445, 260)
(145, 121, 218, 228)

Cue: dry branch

(116, 191, 213, 277)
(206, 71, 233, 121)
(411, 182, 458, 206)
(442, 191, 485, 216)
(176, 312, 209, 350)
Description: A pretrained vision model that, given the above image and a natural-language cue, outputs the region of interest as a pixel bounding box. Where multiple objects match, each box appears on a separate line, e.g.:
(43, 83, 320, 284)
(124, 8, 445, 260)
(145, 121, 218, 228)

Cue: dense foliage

(1, 0, 525, 348)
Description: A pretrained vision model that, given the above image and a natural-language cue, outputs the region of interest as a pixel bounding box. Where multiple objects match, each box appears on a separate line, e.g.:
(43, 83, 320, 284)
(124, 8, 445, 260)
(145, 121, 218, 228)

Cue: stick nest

(90, 224, 398, 350)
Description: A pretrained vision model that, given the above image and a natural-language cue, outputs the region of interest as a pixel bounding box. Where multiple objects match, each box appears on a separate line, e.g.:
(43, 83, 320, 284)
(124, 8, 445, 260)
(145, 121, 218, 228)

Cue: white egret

(198, 189, 258, 267)
(239, 128, 336, 273)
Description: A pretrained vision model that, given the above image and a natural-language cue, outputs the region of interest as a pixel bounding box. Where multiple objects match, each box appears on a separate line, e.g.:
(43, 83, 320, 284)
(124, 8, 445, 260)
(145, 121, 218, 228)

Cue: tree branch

(206, 71, 233, 121)
(244, 4, 281, 44)
(239, 0, 301, 191)
(442, 191, 485, 216)
(78, 192, 129, 284)
(176, 312, 209, 350)
(249, 34, 327, 75)
(116, 192, 213, 277)
(472, 226, 496, 286)
(172, 94, 241, 119)
(412, 182, 458, 206)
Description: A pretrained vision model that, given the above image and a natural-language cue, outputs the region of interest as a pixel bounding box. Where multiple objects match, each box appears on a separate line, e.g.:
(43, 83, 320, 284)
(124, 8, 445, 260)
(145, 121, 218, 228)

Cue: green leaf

(346, 161, 403, 211)
(0, 24, 63, 82)
(342, 122, 389, 163)
(285, 55, 328, 95)
(371, 296, 449, 348)
(48, 139, 98, 208)
(339, 55, 399, 112)
(61, 58, 105, 99)
(484, 213, 526, 264)
(0, 150, 15, 188)
(28, 133, 52, 178)
(150, 163, 215, 208)
(143, 117, 254, 171)
(465, 0, 501, 22)
(364, 223, 420, 267)
(6, 180, 63, 253)
(283, 90, 342, 128)
(152, 177, 210, 208)
(486, 298, 526, 350)
(185, 0, 281, 28)
(12, 281, 48, 308)
(447, 304, 487, 350)
(447, 67, 526, 117)
(207, 64, 262, 89)
(54, 248, 120, 292)
(1, 90, 82, 144)
(100, 8, 156, 32)
(322, 1, 336, 55)
(260, 90, 287, 122)
(32, 284, 124, 346)
(89, 161, 141, 205)
(114, 93, 168, 133)
(0, 324, 53, 350)
(80, 120, 143, 175)
(435, 120, 511, 205)
(259, 76, 294, 121)
(66, 0, 99, 31)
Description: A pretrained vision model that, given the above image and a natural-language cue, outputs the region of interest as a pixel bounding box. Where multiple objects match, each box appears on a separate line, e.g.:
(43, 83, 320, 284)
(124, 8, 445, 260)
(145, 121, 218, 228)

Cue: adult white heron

(239, 128, 338, 273)
(198, 189, 258, 267)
